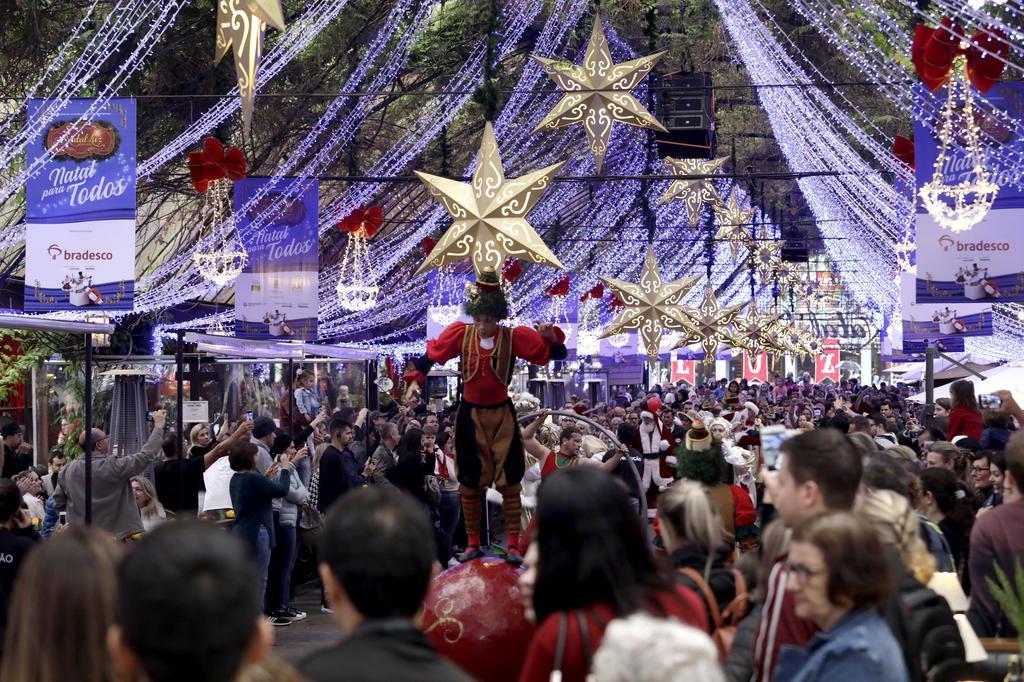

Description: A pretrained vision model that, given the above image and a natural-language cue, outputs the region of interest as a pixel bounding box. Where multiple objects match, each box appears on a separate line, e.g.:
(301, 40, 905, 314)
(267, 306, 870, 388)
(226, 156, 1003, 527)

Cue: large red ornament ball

(422, 558, 534, 682)
(647, 396, 663, 413)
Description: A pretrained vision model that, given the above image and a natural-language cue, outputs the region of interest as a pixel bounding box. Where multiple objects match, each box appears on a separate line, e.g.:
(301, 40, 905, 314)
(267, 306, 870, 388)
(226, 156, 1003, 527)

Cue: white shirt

(202, 458, 235, 511)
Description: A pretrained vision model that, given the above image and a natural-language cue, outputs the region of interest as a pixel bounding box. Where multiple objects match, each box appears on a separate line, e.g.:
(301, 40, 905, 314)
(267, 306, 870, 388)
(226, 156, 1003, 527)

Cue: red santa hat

(640, 410, 655, 421)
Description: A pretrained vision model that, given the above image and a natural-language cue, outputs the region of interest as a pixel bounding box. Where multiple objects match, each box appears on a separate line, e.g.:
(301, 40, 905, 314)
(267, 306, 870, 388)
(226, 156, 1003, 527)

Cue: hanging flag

(671, 357, 696, 385)
(814, 338, 841, 384)
(25, 98, 136, 312)
(742, 351, 768, 383)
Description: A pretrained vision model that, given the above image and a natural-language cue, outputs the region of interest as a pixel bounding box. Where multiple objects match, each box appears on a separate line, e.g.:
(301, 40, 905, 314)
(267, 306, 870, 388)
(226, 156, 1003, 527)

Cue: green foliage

(986, 559, 1024, 637)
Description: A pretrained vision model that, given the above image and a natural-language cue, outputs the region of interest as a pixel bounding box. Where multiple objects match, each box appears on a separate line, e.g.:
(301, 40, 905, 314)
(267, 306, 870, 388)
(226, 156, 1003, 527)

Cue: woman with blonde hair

(857, 488, 936, 584)
(1, 527, 121, 682)
(131, 476, 167, 532)
(658, 481, 740, 624)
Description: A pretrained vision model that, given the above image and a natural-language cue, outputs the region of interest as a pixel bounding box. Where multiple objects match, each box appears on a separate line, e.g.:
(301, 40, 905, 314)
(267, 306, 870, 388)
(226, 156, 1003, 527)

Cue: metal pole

(176, 331, 185, 504)
(84, 333, 93, 525)
(287, 358, 295, 440)
(924, 346, 935, 428)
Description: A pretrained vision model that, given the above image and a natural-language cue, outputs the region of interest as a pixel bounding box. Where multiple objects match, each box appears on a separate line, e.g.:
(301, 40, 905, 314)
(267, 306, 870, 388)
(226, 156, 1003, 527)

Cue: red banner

(815, 338, 841, 383)
(671, 358, 695, 385)
(742, 351, 768, 383)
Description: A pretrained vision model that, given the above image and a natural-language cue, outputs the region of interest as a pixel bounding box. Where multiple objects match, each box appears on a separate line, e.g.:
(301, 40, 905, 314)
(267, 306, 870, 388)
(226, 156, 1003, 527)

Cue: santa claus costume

(634, 410, 673, 493)
(404, 269, 566, 564)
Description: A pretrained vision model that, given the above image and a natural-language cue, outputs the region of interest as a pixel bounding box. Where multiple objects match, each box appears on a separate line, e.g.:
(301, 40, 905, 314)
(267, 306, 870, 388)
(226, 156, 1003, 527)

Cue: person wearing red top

(404, 269, 566, 564)
(519, 416, 623, 480)
(518, 467, 707, 682)
(947, 379, 983, 441)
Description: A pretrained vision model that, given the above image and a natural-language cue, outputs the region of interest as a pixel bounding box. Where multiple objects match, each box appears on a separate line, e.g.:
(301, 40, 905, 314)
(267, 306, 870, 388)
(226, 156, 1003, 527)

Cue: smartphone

(760, 425, 790, 470)
(979, 394, 1003, 409)
(59, 511, 67, 525)
(244, 411, 254, 421)
(813, 408, 822, 418)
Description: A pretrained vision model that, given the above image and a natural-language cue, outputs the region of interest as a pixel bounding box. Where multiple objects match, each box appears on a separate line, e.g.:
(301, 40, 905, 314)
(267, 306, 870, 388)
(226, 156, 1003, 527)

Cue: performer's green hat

(464, 267, 510, 320)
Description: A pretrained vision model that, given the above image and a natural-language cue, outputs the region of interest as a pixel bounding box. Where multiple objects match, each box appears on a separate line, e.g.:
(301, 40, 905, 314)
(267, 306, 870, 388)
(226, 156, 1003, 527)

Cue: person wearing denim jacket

(774, 512, 909, 682)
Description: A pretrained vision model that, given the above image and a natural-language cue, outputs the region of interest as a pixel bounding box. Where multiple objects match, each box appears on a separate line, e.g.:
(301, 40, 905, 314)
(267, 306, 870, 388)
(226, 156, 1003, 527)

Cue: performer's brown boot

(458, 488, 486, 562)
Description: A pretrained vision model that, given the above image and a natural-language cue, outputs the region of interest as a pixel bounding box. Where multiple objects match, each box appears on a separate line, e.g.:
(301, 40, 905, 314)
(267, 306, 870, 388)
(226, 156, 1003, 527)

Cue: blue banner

(24, 98, 136, 311)
(915, 82, 1024, 304)
(233, 178, 319, 341)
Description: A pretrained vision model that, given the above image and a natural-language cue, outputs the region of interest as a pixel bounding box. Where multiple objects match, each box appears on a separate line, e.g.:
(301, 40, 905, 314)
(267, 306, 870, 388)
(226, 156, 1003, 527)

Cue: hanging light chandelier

(189, 139, 249, 287)
(919, 56, 999, 232)
(336, 205, 382, 312)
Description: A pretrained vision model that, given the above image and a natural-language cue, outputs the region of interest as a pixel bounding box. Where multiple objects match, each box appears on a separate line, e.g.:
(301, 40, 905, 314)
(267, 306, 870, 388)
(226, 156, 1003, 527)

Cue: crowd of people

(0, 368, 1021, 681)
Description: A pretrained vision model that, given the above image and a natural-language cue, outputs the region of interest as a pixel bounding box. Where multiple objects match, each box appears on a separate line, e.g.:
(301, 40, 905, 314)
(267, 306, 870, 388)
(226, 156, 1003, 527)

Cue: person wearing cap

(53, 411, 167, 535)
(249, 416, 278, 474)
(0, 422, 33, 479)
(404, 267, 567, 565)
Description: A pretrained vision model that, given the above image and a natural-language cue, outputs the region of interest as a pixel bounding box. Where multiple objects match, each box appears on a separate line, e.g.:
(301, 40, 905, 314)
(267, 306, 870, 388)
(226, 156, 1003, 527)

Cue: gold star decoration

(727, 302, 786, 356)
(713, 189, 757, 261)
(749, 231, 783, 283)
(414, 122, 566, 277)
(216, 0, 286, 135)
(672, 286, 746, 365)
(532, 15, 667, 173)
(597, 246, 702, 361)
(658, 157, 728, 228)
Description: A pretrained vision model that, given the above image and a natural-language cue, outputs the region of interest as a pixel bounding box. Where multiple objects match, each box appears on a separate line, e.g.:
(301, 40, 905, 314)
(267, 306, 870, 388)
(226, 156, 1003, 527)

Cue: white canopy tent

(907, 362, 1024, 404)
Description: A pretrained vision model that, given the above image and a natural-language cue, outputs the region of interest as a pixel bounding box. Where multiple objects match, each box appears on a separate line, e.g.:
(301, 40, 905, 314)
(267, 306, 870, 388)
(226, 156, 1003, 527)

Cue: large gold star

(531, 15, 668, 172)
(414, 122, 566, 277)
(597, 247, 702, 361)
(713, 189, 757, 261)
(672, 286, 746, 365)
(658, 157, 728, 228)
(216, 0, 286, 135)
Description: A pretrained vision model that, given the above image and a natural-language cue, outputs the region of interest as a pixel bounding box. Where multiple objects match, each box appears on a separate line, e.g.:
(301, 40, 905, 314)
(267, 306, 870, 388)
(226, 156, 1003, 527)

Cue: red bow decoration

(892, 136, 915, 170)
(580, 283, 605, 302)
(609, 293, 624, 309)
(188, 138, 247, 193)
(338, 205, 384, 239)
(912, 19, 1007, 93)
(545, 275, 570, 298)
(421, 237, 437, 255)
(501, 258, 522, 282)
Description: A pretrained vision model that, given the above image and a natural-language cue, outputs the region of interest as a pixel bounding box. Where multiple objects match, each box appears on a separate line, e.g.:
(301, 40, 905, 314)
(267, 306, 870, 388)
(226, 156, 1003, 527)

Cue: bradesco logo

(938, 235, 1010, 252)
(47, 244, 113, 261)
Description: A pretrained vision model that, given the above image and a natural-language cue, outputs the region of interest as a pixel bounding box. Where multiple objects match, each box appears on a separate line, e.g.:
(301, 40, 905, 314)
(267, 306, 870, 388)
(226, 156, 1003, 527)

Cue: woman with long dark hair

(386, 428, 431, 506)
(518, 467, 707, 682)
(947, 379, 983, 441)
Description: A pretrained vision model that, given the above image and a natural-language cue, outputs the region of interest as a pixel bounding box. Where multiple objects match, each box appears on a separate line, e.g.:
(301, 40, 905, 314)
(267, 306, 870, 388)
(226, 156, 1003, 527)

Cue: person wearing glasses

(53, 410, 167, 535)
(774, 512, 907, 682)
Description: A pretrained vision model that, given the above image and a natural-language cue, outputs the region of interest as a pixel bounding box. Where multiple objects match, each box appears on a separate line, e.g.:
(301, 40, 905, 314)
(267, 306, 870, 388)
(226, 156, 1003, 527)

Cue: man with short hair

(299, 488, 472, 682)
(317, 418, 369, 515)
(109, 522, 271, 682)
(53, 411, 167, 535)
(42, 452, 65, 497)
(0, 478, 40, 658)
(870, 413, 897, 450)
(0, 421, 33, 478)
(968, 431, 1024, 636)
(970, 451, 999, 509)
(368, 422, 400, 489)
(754, 428, 863, 681)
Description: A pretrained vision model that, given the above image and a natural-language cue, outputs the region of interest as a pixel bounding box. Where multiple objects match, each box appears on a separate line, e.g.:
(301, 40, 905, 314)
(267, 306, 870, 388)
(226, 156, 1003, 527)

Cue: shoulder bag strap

(576, 609, 593, 674)
(721, 568, 750, 625)
(550, 612, 568, 682)
(679, 567, 723, 629)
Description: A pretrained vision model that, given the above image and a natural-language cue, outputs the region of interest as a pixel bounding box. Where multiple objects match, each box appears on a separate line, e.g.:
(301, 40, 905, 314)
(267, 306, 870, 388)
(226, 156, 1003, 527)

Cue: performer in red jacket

(405, 268, 566, 564)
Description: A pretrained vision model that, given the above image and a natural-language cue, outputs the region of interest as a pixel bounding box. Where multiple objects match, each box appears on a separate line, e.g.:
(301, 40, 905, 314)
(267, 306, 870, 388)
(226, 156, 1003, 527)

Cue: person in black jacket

(299, 487, 472, 682)
(0, 479, 40, 662)
(386, 428, 432, 506)
(229, 441, 302, 612)
(657, 480, 738, 628)
(317, 418, 372, 514)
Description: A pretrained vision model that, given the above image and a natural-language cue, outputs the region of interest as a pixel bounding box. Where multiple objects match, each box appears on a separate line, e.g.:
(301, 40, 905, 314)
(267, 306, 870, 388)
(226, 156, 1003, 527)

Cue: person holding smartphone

(266, 435, 310, 625)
